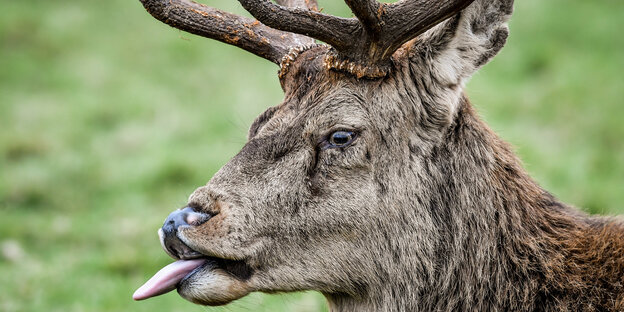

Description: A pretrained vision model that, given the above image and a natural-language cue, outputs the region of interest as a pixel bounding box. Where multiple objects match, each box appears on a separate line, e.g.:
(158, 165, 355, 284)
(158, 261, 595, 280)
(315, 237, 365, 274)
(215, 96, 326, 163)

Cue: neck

(324, 293, 406, 312)
(326, 98, 624, 311)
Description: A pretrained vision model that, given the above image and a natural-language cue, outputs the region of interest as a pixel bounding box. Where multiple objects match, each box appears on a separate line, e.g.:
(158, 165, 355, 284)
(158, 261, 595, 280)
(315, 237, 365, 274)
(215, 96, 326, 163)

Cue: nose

(159, 207, 211, 259)
(162, 207, 210, 235)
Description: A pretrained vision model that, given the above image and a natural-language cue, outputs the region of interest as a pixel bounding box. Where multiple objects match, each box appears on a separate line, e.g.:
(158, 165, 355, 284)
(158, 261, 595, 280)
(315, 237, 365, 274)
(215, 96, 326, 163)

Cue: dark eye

(327, 131, 356, 148)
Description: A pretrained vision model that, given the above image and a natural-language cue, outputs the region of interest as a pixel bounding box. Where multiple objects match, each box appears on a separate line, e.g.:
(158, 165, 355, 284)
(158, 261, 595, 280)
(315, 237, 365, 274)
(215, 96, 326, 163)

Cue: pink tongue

(133, 259, 206, 301)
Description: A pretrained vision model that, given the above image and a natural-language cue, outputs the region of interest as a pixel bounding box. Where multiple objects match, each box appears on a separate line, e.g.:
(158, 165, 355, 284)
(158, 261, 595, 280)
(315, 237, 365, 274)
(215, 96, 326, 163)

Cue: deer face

(172, 63, 393, 305)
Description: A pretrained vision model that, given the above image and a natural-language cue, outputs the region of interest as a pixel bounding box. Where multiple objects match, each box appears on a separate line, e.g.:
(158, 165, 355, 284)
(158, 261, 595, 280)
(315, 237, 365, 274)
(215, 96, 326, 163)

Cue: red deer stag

(133, 0, 624, 310)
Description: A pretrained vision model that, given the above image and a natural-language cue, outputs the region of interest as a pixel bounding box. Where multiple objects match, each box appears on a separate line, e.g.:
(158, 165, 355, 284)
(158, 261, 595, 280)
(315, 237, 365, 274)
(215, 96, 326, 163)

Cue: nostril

(181, 206, 212, 226)
(186, 212, 205, 226)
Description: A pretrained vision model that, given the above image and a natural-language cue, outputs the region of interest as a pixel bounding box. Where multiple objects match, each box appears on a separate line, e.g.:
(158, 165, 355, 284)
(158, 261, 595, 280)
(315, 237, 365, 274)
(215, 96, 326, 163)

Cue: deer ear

(407, 1, 513, 87)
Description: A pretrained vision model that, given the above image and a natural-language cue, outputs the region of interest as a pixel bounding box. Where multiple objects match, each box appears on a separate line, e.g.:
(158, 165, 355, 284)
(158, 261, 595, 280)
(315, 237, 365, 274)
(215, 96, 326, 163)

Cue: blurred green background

(0, 0, 622, 311)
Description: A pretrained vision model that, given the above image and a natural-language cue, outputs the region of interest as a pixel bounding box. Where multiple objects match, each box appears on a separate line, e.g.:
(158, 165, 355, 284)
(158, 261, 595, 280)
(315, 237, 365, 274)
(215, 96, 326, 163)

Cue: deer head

(134, 0, 518, 310)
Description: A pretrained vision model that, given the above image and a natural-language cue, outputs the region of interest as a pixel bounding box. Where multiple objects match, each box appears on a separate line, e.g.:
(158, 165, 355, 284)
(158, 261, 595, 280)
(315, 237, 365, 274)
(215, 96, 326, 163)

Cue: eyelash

(320, 130, 357, 150)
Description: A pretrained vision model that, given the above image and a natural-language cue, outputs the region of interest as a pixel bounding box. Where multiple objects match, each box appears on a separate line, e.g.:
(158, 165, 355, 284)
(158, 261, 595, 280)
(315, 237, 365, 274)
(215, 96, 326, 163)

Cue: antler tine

(237, 0, 359, 53)
(344, 0, 383, 38)
(139, 0, 314, 64)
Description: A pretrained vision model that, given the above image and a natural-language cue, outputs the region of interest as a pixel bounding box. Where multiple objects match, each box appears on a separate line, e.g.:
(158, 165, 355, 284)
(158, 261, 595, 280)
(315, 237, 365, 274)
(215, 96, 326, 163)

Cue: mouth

(133, 229, 252, 303)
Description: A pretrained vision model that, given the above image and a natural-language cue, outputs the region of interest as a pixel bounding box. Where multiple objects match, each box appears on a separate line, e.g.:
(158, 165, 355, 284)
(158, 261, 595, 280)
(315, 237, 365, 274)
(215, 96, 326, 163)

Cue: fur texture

(161, 0, 624, 310)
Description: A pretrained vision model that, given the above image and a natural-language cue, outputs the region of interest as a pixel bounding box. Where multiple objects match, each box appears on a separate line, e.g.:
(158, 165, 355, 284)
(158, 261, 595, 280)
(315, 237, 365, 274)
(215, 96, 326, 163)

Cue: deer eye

(327, 131, 356, 148)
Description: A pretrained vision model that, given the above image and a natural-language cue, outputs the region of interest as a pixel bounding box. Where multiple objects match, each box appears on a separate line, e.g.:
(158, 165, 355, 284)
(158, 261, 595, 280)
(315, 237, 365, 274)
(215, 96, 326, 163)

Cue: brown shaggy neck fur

(393, 98, 624, 311)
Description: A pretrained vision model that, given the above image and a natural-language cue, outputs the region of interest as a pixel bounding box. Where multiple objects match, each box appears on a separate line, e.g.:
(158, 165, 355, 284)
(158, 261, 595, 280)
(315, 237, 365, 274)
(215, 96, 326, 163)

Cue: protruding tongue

(133, 259, 206, 301)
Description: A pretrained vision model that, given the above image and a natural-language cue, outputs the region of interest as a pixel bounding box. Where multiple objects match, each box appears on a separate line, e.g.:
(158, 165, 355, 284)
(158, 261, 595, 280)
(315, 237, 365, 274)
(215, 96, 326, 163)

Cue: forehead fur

(256, 86, 370, 142)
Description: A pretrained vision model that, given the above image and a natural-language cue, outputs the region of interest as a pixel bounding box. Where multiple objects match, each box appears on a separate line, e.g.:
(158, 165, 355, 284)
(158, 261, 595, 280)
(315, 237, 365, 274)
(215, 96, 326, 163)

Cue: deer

(132, 0, 624, 311)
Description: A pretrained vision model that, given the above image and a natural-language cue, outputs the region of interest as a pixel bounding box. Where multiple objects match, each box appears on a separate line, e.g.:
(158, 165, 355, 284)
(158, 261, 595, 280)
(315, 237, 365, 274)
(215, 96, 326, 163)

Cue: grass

(0, 0, 622, 311)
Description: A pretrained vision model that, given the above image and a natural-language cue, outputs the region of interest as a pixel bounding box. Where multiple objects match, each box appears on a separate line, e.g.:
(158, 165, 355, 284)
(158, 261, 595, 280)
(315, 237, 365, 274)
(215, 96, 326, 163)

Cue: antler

(140, 0, 475, 78)
(139, 0, 318, 64)
(345, 0, 477, 59)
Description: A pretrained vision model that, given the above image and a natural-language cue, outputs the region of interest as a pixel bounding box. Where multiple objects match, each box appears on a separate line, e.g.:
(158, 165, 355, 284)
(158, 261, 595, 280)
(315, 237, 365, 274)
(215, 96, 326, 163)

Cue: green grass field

(1, 0, 622, 311)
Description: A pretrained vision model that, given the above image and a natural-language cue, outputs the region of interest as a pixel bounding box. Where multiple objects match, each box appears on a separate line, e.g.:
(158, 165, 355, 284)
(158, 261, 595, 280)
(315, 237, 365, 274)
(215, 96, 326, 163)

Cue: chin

(177, 259, 252, 306)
